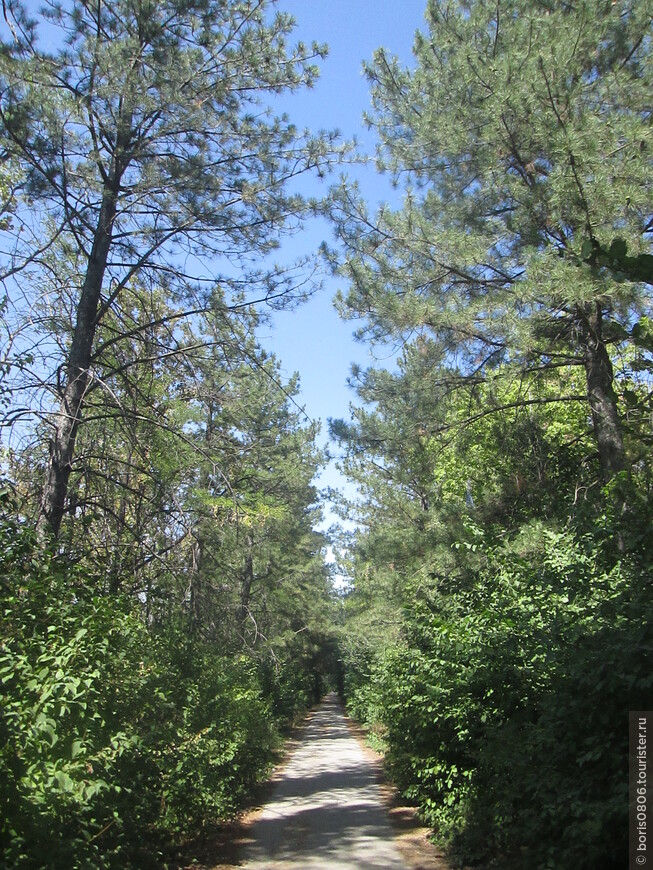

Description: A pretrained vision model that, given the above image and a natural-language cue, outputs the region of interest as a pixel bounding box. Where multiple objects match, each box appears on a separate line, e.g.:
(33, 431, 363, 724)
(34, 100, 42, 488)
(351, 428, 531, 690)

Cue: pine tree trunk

(578, 302, 625, 482)
(239, 535, 255, 644)
(37, 191, 118, 538)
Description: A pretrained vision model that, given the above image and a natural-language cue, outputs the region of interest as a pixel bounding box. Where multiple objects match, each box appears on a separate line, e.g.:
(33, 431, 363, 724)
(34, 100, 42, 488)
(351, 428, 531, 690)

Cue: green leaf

(54, 770, 75, 792)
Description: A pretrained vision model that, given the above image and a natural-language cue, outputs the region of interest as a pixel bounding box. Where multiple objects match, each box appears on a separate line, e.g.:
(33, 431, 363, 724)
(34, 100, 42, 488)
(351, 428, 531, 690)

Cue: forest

(0, 1, 651, 868)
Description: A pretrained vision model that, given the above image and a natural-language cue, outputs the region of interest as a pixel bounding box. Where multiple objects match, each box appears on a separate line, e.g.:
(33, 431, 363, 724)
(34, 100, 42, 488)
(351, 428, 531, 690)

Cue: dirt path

(240, 693, 429, 869)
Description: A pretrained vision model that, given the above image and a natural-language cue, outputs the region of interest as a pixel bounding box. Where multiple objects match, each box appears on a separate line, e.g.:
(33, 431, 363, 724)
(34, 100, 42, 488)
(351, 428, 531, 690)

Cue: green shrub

(0, 514, 285, 868)
(0, 520, 148, 867)
(372, 525, 653, 868)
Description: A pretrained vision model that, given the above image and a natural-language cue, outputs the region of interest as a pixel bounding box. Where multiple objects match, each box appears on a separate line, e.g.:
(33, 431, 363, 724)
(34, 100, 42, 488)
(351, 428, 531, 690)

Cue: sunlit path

(242, 693, 404, 869)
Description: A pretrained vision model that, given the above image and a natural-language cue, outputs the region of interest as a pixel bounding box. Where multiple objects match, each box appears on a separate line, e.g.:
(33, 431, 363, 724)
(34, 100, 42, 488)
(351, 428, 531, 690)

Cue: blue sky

(259, 0, 428, 531)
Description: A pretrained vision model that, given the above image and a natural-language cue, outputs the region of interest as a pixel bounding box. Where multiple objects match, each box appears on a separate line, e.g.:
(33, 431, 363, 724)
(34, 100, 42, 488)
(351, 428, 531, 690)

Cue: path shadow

(242, 693, 403, 868)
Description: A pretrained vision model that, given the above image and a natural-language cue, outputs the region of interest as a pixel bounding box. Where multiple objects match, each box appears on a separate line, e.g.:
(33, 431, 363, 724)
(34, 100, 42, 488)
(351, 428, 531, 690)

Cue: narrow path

(242, 693, 405, 869)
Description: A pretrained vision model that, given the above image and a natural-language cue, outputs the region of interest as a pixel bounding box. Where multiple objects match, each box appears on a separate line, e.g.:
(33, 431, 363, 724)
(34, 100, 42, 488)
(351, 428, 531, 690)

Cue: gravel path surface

(242, 693, 406, 869)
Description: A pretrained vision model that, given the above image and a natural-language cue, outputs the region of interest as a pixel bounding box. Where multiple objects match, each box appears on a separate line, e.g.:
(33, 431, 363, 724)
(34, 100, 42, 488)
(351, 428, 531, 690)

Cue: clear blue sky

(258, 0, 428, 532)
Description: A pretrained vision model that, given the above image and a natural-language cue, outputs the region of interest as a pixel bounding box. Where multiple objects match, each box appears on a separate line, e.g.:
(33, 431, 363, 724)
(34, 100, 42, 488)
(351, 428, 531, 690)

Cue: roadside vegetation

(332, 1, 653, 868)
(0, 1, 339, 866)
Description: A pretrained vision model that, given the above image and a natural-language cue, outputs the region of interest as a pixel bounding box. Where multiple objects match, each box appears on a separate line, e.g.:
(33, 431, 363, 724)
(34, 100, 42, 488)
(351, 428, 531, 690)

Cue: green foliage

(1, 225, 337, 870)
(333, 249, 653, 867)
(328, 0, 652, 483)
(0, 516, 146, 867)
(330, 5, 653, 862)
(335, 348, 653, 865)
(0, 0, 345, 539)
(0, 0, 343, 865)
(373, 520, 653, 868)
(147, 638, 278, 832)
(331, 0, 652, 351)
(0, 507, 310, 868)
(336, 352, 653, 867)
(338, 562, 403, 738)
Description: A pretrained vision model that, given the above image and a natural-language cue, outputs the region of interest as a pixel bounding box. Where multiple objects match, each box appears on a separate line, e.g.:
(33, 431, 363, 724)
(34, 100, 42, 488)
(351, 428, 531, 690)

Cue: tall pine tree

(328, 0, 652, 483)
(0, 0, 339, 536)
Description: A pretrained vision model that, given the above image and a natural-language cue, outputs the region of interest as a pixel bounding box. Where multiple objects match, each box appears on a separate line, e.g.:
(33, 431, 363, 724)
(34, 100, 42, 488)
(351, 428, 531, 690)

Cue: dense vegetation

(1, 0, 651, 868)
(335, 365, 653, 868)
(1, 492, 335, 867)
(331, 1, 653, 868)
(0, 1, 338, 866)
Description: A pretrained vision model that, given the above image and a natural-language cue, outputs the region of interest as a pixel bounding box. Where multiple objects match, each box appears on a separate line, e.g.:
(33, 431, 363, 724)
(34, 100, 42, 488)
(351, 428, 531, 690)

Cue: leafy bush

(150, 638, 278, 831)
(0, 517, 145, 867)
(370, 522, 653, 869)
(0, 511, 287, 868)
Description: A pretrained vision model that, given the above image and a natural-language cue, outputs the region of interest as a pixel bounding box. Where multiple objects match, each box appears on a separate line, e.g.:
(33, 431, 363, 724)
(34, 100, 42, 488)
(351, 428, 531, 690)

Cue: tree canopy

(329, 3, 653, 867)
(0, 3, 341, 866)
(0, 0, 341, 535)
(328, 0, 653, 481)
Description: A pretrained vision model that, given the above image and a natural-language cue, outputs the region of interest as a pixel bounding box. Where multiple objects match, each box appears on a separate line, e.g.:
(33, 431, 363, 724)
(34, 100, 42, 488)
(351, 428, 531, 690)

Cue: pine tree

(328, 0, 652, 482)
(0, 0, 339, 536)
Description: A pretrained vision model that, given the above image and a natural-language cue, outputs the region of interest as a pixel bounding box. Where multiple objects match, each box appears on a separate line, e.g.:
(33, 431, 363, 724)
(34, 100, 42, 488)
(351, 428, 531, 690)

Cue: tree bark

(239, 533, 255, 644)
(578, 302, 626, 482)
(37, 189, 119, 538)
